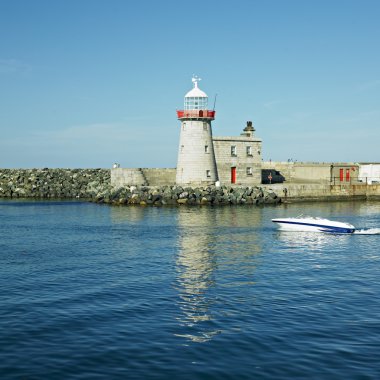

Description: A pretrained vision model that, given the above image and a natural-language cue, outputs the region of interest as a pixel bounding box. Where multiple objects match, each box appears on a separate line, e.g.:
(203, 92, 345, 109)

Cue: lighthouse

(176, 77, 218, 185)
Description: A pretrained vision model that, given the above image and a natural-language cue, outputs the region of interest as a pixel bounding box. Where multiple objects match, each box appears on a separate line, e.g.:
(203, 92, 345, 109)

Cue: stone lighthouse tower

(176, 77, 218, 185)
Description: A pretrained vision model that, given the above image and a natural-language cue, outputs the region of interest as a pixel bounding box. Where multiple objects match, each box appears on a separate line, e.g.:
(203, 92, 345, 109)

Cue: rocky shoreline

(95, 184, 281, 206)
(0, 169, 111, 199)
(0, 169, 281, 206)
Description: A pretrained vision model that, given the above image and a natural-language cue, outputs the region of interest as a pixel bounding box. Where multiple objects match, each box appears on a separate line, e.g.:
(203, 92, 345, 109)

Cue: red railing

(176, 110, 215, 119)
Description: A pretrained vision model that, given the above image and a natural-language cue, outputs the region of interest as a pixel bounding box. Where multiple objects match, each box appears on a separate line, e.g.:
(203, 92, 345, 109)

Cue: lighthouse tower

(176, 77, 218, 185)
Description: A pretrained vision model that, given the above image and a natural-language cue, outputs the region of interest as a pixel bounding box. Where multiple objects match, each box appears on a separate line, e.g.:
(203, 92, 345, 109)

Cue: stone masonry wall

(262, 182, 380, 201)
(111, 168, 147, 187)
(142, 168, 176, 186)
(213, 136, 262, 185)
(176, 119, 218, 185)
(262, 162, 360, 184)
(111, 168, 176, 188)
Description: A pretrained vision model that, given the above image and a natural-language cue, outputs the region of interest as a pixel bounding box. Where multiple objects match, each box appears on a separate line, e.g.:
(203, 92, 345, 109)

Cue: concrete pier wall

(262, 161, 360, 184)
(263, 182, 380, 201)
(142, 168, 176, 186)
(111, 168, 176, 188)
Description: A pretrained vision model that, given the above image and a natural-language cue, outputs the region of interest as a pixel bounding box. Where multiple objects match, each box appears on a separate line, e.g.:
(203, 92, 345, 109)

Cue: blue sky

(1, 0, 379, 168)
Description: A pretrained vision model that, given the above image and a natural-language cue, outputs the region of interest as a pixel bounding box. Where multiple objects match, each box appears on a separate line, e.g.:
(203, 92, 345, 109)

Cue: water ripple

(0, 200, 380, 379)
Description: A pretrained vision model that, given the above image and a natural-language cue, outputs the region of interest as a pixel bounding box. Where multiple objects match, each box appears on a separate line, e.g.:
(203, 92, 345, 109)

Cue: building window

(246, 146, 252, 156)
(206, 170, 211, 178)
(231, 146, 237, 156)
(181, 145, 184, 152)
(246, 167, 253, 176)
(203, 122, 208, 131)
(205, 145, 209, 153)
(182, 123, 186, 131)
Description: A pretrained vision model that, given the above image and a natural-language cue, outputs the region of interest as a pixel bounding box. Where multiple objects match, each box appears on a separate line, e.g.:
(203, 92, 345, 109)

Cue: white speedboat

(272, 216, 355, 234)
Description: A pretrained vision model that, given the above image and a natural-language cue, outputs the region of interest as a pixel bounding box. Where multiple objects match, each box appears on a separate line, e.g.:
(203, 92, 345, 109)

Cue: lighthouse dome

(185, 86, 207, 98)
(184, 76, 208, 110)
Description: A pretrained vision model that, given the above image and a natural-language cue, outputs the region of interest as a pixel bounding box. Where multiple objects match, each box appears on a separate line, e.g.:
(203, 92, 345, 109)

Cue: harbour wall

(1, 168, 379, 203)
(0, 168, 281, 206)
(111, 163, 365, 190)
(264, 183, 380, 201)
(111, 168, 176, 187)
(0, 168, 281, 205)
(262, 161, 360, 183)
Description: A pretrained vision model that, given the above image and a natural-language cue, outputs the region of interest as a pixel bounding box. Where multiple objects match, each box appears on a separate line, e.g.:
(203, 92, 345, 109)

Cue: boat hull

(272, 218, 355, 234)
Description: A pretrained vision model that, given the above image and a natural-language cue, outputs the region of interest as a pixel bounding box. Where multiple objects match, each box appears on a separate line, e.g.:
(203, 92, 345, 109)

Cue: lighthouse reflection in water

(174, 207, 262, 343)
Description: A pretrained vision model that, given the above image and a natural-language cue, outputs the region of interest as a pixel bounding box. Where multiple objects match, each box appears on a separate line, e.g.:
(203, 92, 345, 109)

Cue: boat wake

(354, 228, 380, 235)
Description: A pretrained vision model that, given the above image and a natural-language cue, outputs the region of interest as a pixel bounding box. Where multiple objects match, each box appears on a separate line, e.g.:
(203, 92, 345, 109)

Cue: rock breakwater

(0, 169, 281, 205)
(0, 169, 111, 199)
(96, 185, 281, 206)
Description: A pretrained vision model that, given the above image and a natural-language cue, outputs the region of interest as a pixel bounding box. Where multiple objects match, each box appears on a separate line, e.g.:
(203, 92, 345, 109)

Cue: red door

(339, 168, 344, 182)
(231, 167, 236, 184)
(346, 169, 350, 182)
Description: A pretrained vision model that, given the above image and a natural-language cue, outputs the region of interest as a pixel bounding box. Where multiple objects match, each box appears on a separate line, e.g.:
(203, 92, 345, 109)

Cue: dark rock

(0, 169, 282, 207)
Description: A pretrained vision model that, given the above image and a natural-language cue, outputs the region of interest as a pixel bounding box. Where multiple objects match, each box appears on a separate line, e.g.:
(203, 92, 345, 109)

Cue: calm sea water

(1, 199, 380, 379)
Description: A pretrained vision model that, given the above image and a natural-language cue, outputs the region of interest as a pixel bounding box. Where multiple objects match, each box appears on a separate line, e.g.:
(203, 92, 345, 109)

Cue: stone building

(213, 121, 262, 186)
(358, 163, 380, 184)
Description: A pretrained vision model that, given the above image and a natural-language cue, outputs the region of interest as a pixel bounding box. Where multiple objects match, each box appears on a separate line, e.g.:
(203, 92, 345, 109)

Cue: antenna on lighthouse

(213, 93, 218, 110)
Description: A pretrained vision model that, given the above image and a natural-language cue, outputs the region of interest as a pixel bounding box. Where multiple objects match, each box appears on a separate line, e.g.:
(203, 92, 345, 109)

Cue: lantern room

(184, 76, 208, 110)
(177, 76, 215, 120)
